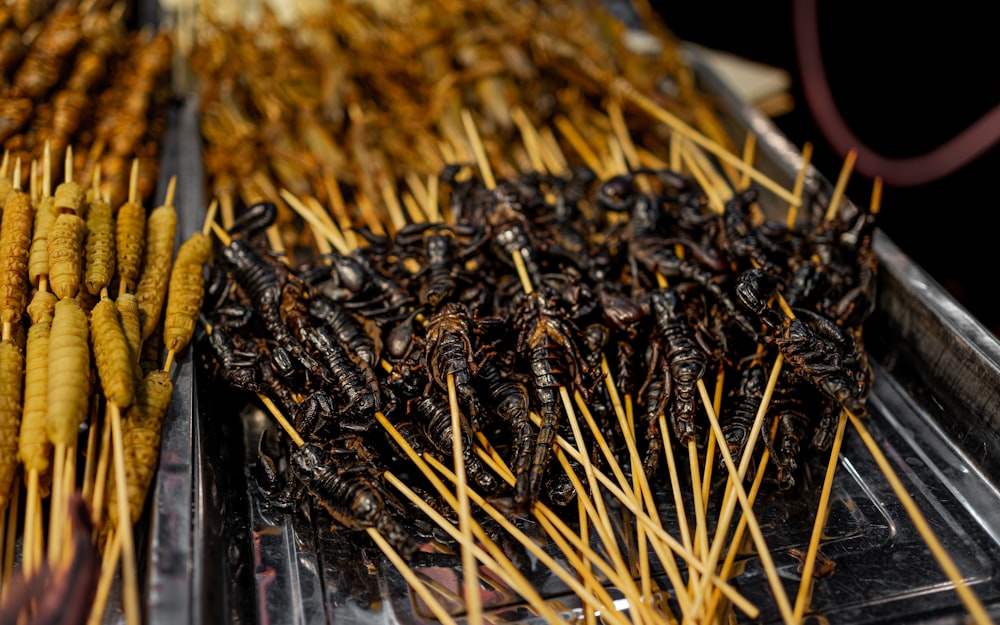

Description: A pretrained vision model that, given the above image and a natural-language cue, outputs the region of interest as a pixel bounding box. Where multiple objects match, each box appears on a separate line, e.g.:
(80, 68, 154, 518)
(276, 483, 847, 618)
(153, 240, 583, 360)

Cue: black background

(650, 2, 1000, 336)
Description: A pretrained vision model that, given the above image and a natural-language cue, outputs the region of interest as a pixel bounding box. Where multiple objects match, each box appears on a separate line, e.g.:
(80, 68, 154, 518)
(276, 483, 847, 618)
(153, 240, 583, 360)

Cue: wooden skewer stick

(109, 401, 142, 625)
(87, 527, 123, 625)
(824, 148, 857, 223)
(461, 108, 496, 190)
(421, 451, 636, 625)
(280, 189, 351, 256)
(604, 73, 802, 206)
(785, 142, 814, 229)
(366, 528, 461, 625)
(383, 471, 567, 623)
(525, 412, 759, 619)
(573, 388, 695, 619)
(699, 381, 796, 625)
(378, 412, 631, 625)
(791, 409, 848, 623)
(848, 412, 994, 625)
(446, 373, 483, 625)
(1, 474, 19, 601)
(555, 389, 657, 625)
(511, 107, 546, 174)
(705, 418, 782, 623)
(701, 363, 726, 509)
(47, 443, 68, 564)
(553, 115, 606, 177)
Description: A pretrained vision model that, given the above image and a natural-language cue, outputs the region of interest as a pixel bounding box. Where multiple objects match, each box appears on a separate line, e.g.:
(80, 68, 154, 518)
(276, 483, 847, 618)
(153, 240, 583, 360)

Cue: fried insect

(0, 339, 25, 510)
(414, 392, 498, 494)
(649, 286, 708, 444)
(90, 296, 134, 408)
(308, 294, 378, 369)
(83, 191, 116, 296)
(476, 358, 532, 504)
(720, 357, 768, 469)
(18, 290, 57, 475)
(0, 187, 32, 325)
(53, 179, 85, 216)
(114, 196, 146, 294)
(107, 368, 173, 528)
(47, 211, 85, 300)
(28, 193, 55, 288)
(45, 296, 90, 448)
(163, 231, 213, 355)
(287, 442, 423, 563)
(135, 192, 177, 339)
(736, 267, 871, 417)
(303, 326, 380, 423)
(514, 290, 587, 509)
(423, 301, 481, 418)
(116, 292, 141, 375)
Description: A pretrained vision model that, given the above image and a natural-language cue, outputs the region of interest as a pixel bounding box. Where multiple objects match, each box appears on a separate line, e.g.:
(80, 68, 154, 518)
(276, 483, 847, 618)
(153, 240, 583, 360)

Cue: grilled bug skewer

(720, 356, 768, 471)
(648, 286, 709, 444)
(514, 290, 588, 510)
(413, 392, 499, 494)
(284, 442, 423, 563)
(308, 294, 379, 369)
(302, 325, 381, 425)
(83, 185, 116, 296)
(0, 339, 24, 511)
(736, 267, 871, 417)
(162, 231, 213, 362)
(18, 289, 57, 478)
(134, 181, 178, 339)
(218, 236, 329, 386)
(423, 301, 481, 420)
(0, 181, 32, 334)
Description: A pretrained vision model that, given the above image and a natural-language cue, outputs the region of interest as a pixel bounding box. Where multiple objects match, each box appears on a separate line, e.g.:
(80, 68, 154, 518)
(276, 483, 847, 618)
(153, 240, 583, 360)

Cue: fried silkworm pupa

(0, 339, 25, 510)
(91, 297, 135, 409)
(18, 290, 57, 476)
(114, 198, 146, 294)
(116, 292, 141, 375)
(54, 180, 85, 216)
(134, 198, 177, 340)
(163, 231, 212, 355)
(45, 297, 90, 448)
(28, 194, 56, 288)
(47, 212, 85, 300)
(83, 192, 116, 296)
(0, 187, 32, 324)
(107, 368, 173, 528)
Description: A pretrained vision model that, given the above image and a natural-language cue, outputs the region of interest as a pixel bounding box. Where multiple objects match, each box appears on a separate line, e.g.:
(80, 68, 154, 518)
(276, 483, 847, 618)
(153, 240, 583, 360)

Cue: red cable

(793, 0, 1000, 186)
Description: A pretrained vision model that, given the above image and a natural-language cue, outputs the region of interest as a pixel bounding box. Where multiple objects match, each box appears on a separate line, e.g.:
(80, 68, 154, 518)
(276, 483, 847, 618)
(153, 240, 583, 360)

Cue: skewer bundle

(181, 1, 996, 624)
(0, 152, 212, 625)
(187, 0, 736, 254)
(0, 0, 173, 208)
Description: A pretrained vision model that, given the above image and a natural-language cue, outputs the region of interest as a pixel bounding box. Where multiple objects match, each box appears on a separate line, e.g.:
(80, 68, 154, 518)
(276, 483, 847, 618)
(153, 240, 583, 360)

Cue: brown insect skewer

(791, 178, 880, 624)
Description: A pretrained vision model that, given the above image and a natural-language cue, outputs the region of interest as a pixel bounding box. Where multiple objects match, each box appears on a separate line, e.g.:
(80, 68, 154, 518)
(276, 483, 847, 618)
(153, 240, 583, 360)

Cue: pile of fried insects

(197, 153, 878, 621)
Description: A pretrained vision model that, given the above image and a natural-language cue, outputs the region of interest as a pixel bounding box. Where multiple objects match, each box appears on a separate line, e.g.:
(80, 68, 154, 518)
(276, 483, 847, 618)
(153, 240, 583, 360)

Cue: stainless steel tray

(142, 33, 1000, 625)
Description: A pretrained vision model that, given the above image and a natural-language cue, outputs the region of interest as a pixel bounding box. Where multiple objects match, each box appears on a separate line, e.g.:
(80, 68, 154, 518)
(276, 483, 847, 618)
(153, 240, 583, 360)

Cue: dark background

(650, 2, 1000, 336)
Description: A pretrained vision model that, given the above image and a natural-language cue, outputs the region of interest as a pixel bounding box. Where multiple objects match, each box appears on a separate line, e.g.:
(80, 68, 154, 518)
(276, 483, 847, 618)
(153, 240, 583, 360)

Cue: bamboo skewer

(446, 373, 483, 625)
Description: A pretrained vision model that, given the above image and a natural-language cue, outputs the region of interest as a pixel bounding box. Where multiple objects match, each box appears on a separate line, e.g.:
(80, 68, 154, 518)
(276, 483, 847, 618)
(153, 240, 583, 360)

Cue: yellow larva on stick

(0, 187, 33, 327)
(18, 290, 57, 475)
(115, 198, 146, 296)
(107, 368, 173, 528)
(84, 192, 116, 296)
(45, 297, 90, 448)
(135, 180, 177, 341)
(0, 340, 25, 511)
(47, 212, 86, 300)
(91, 297, 135, 409)
(117, 292, 142, 376)
(28, 195, 56, 288)
(53, 180, 85, 216)
(163, 231, 212, 356)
